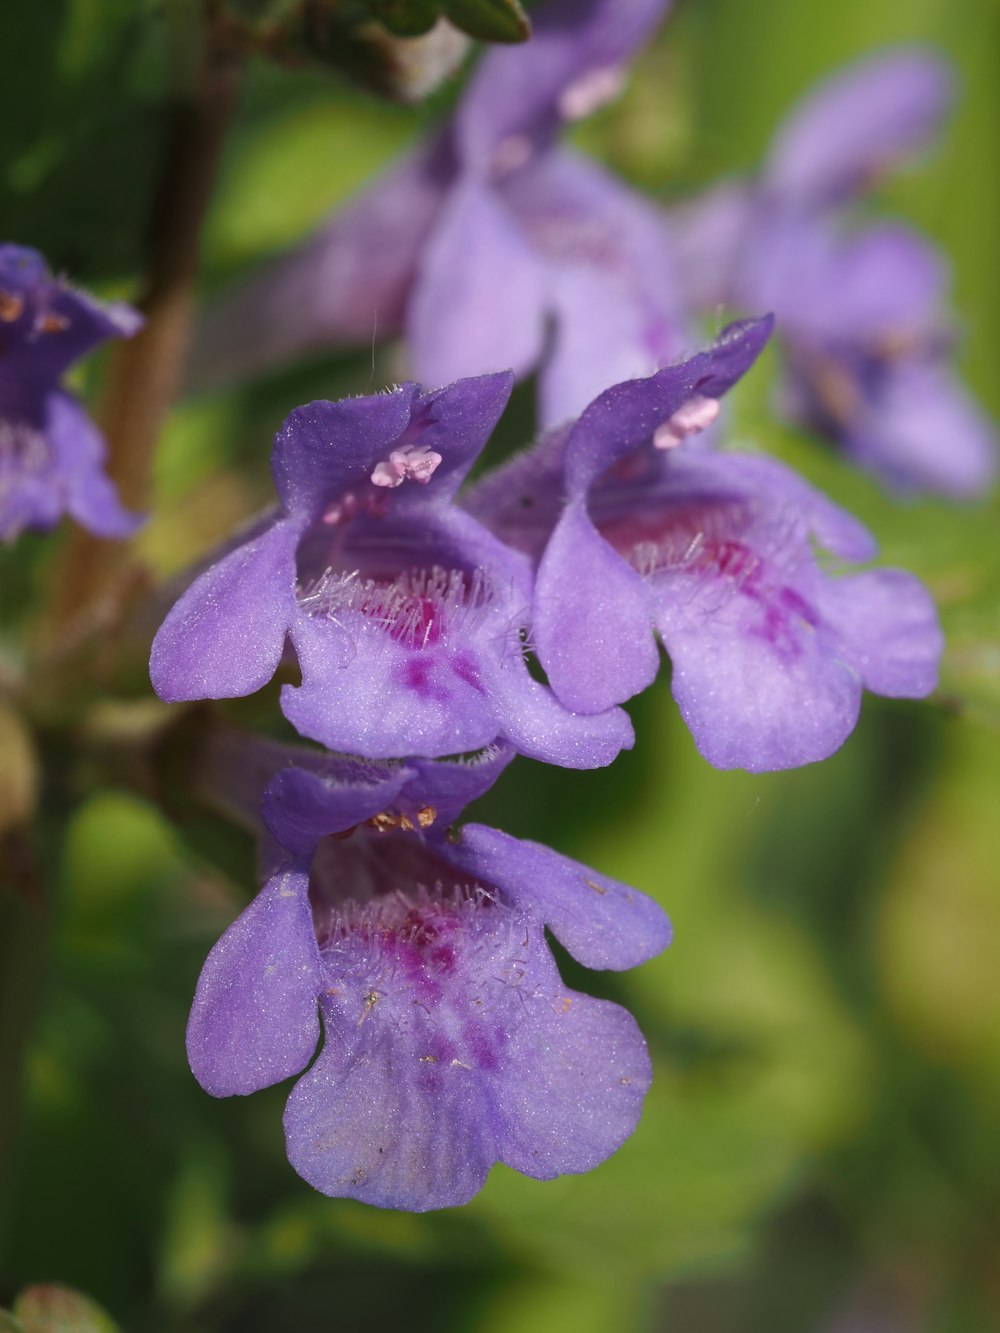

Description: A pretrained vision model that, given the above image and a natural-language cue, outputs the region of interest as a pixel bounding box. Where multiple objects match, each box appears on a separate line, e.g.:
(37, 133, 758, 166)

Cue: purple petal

(150, 516, 301, 702)
(187, 135, 455, 391)
(534, 499, 659, 713)
(741, 216, 947, 344)
(819, 568, 942, 697)
(499, 148, 686, 424)
(562, 318, 774, 495)
(262, 763, 411, 859)
(456, 0, 670, 163)
(408, 179, 547, 389)
(494, 993, 651, 1181)
(400, 374, 513, 499)
(763, 48, 954, 206)
(284, 894, 653, 1210)
(855, 361, 999, 498)
(670, 181, 755, 311)
(656, 582, 863, 772)
(450, 823, 672, 968)
(271, 386, 419, 519)
(406, 744, 517, 826)
(284, 1001, 498, 1210)
(46, 391, 142, 539)
(186, 867, 322, 1097)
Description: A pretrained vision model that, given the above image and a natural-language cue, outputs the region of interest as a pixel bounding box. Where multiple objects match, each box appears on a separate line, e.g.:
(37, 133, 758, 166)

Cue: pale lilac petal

(284, 1002, 498, 1210)
(541, 264, 664, 426)
(408, 180, 547, 388)
(501, 148, 685, 424)
(188, 136, 455, 391)
(283, 608, 511, 759)
(398, 374, 514, 499)
(451, 823, 671, 968)
(764, 48, 954, 206)
(46, 391, 142, 538)
(457, 0, 670, 163)
(669, 181, 755, 310)
(481, 652, 636, 770)
(819, 568, 942, 697)
(186, 868, 322, 1097)
(656, 585, 862, 772)
(534, 500, 658, 713)
(856, 361, 999, 498)
(149, 517, 302, 702)
(495, 994, 652, 1180)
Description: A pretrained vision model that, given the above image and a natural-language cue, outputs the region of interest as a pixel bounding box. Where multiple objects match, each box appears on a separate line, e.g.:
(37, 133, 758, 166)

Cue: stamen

(37, 311, 69, 335)
(0, 292, 24, 322)
(299, 564, 495, 648)
(492, 134, 533, 179)
(371, 443, 443, 489)
(653, 396, 720, 450)
(558, 64, 627, 121)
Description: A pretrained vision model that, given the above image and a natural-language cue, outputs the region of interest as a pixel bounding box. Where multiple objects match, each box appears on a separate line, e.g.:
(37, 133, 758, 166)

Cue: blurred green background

(1, 0, 999, 1329)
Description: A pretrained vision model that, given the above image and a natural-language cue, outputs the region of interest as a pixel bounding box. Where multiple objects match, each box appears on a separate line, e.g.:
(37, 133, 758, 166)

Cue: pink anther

(653, 396, 720, 450)
(558, 65, 626, 121)
(371, 443, 443, 489)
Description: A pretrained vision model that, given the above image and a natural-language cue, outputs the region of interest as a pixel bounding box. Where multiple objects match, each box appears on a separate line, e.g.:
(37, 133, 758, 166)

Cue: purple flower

(150, 373, 632, 769)
(0, 244, 142, 541)
(191, 0, 684, 428)
(674, 50, 997, 498)
(465, 319, 944, 772)
(187, 744, 671, 1211)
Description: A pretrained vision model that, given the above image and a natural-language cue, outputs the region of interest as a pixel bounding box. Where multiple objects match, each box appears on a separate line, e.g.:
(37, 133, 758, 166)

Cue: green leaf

(445, 0, 530, 42)
(369, 0, 441, 36)
(0, 1311, 26, 1333)
(12, 1286, 119, 1333)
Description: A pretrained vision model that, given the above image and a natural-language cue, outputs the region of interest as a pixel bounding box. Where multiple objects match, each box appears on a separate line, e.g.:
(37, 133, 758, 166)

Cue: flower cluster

(143, 0, 972, 1214)
(194, 5, 995, 498)
(156, 315, 942, 1207)
(0, 244, 142, 543)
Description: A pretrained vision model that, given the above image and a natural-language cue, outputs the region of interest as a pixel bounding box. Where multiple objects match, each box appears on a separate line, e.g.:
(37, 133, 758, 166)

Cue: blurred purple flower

(191, 0, 684, 428)
(187, 744, 671, 1210)
(674, 49, 997, 498)
(466, 319, 943, 772)
(0, 244, 142, 542)
(150, 373, 632, 768)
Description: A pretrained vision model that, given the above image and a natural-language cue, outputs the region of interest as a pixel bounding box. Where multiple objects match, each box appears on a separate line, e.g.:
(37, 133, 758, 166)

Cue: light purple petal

(819, 568, 942, 697)
(669, 181, 755, 311)
(284, 1001, 499, 1210)
(284, 896, 652, 1210)
(186, 867, 322, 1097)
(742, 216, 948, 344)
(282, 606, 510, 759)
(856, 361, 999, 498)
(763, 48, 954, 206)
(451, 822, 671, 969)
(457, 0, 670, 164)
(46, 391, 142, 539)
(188, 135, 455, 391)
(534, 499, 659, 713)
(656, 583, 863, 772)
(494, 994, 652, 1180)
(408, 179, 547, 389)
(499, 147, 685, 425)
(149, 516, 301, 702)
